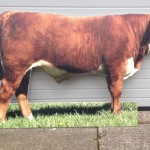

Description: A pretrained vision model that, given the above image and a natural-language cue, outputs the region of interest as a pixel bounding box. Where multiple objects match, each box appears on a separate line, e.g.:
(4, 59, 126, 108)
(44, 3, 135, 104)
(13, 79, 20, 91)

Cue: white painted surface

(1, 0, 150, 106)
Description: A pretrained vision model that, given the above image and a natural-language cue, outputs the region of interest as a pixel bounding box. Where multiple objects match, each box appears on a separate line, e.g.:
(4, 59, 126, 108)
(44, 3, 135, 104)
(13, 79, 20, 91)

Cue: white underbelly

(26, 60, 105, 82)
(26, 57, 139, 82)
(26, 60, 71, 82)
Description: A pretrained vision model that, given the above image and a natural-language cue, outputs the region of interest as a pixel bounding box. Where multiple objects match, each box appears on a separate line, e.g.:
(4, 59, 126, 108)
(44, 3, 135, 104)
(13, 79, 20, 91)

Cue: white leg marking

(0, 120, 5, 124)
(27, 114, 34, 120)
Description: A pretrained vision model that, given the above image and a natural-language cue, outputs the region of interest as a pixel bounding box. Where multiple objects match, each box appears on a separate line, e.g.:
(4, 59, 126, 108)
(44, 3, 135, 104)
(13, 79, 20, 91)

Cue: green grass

(0, 102, 137, 128)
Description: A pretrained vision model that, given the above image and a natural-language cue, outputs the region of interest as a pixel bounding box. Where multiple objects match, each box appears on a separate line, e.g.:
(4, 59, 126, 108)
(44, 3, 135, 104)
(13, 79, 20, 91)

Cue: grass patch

(0, 102, 137, 128)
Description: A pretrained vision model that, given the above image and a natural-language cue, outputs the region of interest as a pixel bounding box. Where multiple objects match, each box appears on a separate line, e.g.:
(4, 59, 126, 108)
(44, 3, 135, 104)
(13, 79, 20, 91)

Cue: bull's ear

(141, 21, 150, 46)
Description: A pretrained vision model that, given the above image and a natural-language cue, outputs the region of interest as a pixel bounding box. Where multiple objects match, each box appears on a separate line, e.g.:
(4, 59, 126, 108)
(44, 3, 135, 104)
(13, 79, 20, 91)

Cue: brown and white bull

(0, 11, 150, 122)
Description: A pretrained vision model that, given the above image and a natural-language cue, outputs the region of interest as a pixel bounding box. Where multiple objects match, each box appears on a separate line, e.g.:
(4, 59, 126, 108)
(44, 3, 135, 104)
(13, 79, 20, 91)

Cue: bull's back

(1, 12, 103, 74)
(1, 12, 144, 76)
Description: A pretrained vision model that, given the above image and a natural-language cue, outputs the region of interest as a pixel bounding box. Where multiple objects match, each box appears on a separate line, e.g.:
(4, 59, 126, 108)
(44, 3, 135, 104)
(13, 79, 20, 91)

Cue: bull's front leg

(0, 78, 14, 122)
(107, 77, 123, 115)
(15, 70, 33, 120)
(104, 59, 125, 114)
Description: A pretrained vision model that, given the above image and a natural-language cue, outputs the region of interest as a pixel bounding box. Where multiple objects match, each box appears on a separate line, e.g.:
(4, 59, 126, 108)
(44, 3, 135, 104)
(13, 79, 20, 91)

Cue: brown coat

(0, 11, 150, 116)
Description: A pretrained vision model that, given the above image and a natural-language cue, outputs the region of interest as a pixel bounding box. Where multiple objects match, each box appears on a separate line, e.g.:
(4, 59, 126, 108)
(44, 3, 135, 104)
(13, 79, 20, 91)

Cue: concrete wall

(0, 1, 150, 106)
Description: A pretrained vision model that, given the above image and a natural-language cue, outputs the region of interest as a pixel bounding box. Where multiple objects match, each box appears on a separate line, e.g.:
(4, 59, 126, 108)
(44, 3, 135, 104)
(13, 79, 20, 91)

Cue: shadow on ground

(7, 103, 112, 118)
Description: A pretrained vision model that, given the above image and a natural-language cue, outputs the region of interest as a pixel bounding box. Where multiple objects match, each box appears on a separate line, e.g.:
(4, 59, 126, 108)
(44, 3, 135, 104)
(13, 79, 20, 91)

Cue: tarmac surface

(0, 111, 150, 150)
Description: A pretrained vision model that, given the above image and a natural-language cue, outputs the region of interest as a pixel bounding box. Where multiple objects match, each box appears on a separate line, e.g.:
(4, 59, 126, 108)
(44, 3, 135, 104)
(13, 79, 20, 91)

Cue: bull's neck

(130, 15, 149, 46)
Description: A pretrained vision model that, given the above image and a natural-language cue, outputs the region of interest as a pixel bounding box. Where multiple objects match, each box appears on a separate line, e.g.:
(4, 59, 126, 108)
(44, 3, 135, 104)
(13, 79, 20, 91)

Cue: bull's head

(140, 21, 150, 55)
(135, 21, 150, 68)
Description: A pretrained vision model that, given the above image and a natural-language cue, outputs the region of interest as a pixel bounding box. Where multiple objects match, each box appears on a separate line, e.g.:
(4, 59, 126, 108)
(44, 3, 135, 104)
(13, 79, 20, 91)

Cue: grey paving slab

(0, 111, 150, 150)
(138, 111, 150, 124)
(0, 128, 98, 150)
(98, 124, 150, 150)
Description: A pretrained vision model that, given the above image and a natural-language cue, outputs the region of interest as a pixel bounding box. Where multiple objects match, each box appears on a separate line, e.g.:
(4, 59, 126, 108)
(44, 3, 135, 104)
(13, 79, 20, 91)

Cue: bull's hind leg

(0, 100, 10, 123)
(15, 70, 33, 120)
(0, 79, 14, 122)
(104, 60, 125, 114)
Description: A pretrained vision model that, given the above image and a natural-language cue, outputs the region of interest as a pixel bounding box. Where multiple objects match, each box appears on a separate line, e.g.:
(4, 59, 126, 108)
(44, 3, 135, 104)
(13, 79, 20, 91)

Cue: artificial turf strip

(0, 102, 137, 128)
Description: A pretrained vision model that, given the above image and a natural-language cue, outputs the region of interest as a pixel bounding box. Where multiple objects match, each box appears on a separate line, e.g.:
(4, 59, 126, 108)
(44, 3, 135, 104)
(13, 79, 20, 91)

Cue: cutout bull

(0, 11, 150, 122)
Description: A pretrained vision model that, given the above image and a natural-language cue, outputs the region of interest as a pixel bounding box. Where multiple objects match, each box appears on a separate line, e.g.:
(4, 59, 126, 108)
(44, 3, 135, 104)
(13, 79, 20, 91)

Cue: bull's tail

(0, 52, 4, 80)
(0, 12, 15, 81)
(0, 13, 4, 81)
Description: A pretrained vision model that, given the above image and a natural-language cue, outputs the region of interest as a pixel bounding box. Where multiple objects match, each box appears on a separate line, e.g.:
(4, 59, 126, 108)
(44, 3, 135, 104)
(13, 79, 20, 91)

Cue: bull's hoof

(111, 108, 121, 115)
(26, 114, 34, 120)
(113, 110, 121, 115)
(0, 119, 6, 124)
